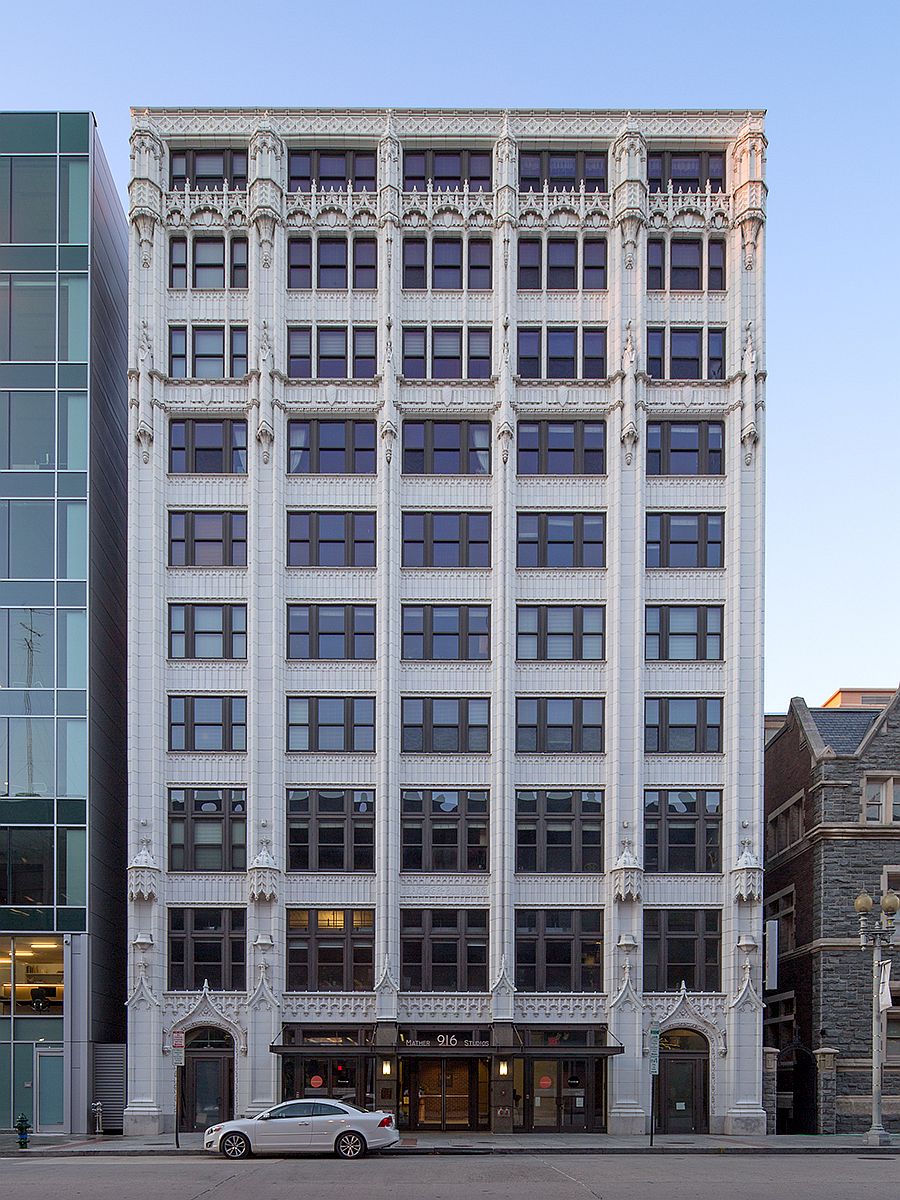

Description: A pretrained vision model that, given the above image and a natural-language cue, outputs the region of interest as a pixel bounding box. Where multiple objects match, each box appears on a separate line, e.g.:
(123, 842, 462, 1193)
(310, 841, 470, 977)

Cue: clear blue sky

(3, 0, 898, 711)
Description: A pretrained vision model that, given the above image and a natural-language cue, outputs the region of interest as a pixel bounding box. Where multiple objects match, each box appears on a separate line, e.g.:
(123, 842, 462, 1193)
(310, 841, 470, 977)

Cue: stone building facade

(764, 691, 900, 1133)
(125, 107, 767, 1136)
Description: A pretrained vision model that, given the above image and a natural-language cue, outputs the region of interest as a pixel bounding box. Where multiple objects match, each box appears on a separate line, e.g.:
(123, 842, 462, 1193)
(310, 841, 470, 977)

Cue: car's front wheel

(334, 1130, 366, 1159)
(220, 1132, 252, 1159)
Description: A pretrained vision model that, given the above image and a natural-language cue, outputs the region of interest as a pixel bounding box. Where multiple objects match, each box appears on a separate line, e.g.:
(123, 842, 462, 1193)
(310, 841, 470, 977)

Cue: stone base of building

(723, 1108, 767, 1135)
(607, 1108, 646, 1135)
(123, 1107, 165, 1136)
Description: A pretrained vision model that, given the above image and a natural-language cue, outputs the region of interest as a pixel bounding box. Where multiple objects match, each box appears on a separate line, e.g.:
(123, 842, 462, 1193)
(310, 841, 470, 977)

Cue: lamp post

(853, 889, 899, 1146)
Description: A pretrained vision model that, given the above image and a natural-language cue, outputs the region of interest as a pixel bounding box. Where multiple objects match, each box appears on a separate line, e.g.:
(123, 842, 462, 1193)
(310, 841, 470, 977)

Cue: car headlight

(207, 1125, 223, 1135)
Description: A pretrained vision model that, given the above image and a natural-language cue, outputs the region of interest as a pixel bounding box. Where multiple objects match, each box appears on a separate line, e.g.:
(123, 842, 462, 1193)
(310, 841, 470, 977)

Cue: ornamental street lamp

(853, 888, 899, 1146)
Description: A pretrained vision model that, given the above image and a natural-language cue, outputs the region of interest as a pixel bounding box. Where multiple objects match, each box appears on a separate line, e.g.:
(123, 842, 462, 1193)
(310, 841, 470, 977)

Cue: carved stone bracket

(741, 421, 759, 466)
(256, 420, 274, 465)
(381, 418, 397, 463)
(497, 420, 514, 464)
(248, 840, 279, 902)
(135, 420, 154, 465)
(609, 957, 643, 1014)
(125, 961, 159, 1011)
(611, 839, 643, 901)
(620, 421, 638, 466)
(738, 214, 764, 270)
(616, 214, 644, 269)
(247, 962, 280, 1013)
(732, 839, 763, 901)
(133, 212, 157, 268)
(128, 838, 160, 901)
(253, 212, 277, 268)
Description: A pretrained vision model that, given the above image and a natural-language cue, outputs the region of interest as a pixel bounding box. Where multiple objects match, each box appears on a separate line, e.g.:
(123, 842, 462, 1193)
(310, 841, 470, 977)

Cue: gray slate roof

(807, 708, 880, 756)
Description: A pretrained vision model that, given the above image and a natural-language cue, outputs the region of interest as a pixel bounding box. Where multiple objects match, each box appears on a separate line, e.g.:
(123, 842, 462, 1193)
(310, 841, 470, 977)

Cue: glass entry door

(531, 1059, 589, 1131)
(184, 1051, 234, 1132)
(659, 1055, 707, 1133)
(403, 1058, 488, 1131)
(35, 1050, 65, 1131)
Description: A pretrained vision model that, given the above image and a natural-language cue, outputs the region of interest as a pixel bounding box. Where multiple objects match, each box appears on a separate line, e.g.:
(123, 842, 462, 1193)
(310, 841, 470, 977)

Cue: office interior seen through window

(120, 105, 766, 1138)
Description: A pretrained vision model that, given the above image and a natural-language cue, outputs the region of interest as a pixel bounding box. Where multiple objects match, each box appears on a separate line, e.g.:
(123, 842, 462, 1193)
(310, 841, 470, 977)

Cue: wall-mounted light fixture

(498, 1060, 509, 1077)
(381, 1059, 392, 1077)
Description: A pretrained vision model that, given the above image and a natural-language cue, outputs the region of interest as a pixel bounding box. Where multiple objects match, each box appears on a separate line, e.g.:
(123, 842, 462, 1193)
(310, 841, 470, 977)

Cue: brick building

(764, 690, 900, 1133)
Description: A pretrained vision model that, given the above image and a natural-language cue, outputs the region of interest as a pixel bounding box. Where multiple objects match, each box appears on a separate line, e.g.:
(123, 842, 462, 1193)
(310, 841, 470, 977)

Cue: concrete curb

(2, 1144, 899, 1158)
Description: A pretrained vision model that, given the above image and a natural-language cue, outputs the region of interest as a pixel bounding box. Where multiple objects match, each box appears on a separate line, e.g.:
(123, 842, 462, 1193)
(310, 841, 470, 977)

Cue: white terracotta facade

(125, 107, 767, 1136)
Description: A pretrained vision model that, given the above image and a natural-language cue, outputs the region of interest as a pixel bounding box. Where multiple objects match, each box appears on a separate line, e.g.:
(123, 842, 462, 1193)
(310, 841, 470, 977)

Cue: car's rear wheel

(221, 1132, 251, 1159)
(335, 1130, 366, 1159)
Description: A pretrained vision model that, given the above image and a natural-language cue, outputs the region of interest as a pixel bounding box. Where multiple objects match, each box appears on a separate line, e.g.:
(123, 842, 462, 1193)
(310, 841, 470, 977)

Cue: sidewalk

(2, 1130, 898, 1156)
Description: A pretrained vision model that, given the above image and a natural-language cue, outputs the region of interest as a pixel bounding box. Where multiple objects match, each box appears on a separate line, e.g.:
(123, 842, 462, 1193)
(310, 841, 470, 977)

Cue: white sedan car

(205, 1098, 399, 1159)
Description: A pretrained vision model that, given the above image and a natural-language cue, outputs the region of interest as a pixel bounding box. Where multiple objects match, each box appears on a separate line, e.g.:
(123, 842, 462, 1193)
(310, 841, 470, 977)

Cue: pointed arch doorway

(656, 1028, 709, 1134)
(182, 1027, 235, 1132)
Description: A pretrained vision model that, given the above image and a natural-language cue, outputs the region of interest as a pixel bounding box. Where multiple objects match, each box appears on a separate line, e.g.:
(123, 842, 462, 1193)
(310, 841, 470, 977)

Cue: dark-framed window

(170, 150, 247, 191)
(402, 421, 491, 475)
(517, 328, 606, 379)
(517, 421, 606, 475)
(168, 696, 247, 752)
(287, 511, 376, 568)
(403, 150, 491, 191)
(287, 791, 375, 872)
(169, 237, 187, 287)
(708, 240, 725, 290)
(402, 239, 426, 288)
(168, 788, 247, 872)
(644, 790, 722, 872)
(516, 605, 604, 660)
(401, 605, 489, 660)
(400, 909, 488, 991)
(168, 907, 246, 991)
(515, 910, 603, 992)
(433, 238, 462, 289)
(286, 909, 375, 992)
(547, 239, 577, 288)
(516, 512, 605, 568)
(352, 327, 377, 378)
(318, 238, 347, 288)
(401, 326, 425, 376)
(515, 697, 604, 753)
(288, 150, 376, 192)
(518, 239, 541, 289)
(468, 239, 492, 289)
(192, 237, 225, 288)
(169, 604, 247, 660)
(401, 790, 488, 871)
(643, 909, 721, 992)
(515, 790, 603, 872)
(353, 238, 377, 288)
(647, 327, 724, 380)
(192, 327, 224, 377)
(401, 697, 490, 753)
(583, 239, 607, 289)
(0, 827, 53, 904)
(646, 513, 723, 568)
(401, 511, 490, 567)
(287, 327, 311, 377)
(583, 328, 606, 378)
(168, 511, 247, 567)
(432, 327, 462, 378)
(519, 151, 607, 192)
(169, 419, 247, 474)
(287, 419, 376, 475)
(547, 328, 576, 378)
(670, 240, 702, 290)
(288, 238, 312, 288)
(468, 328, 492, 378)
(645, 606, 723, 661)
(317, 326, 346, 377)
(287, 696, 376, 753)
(647, 239, 664, 290)
(286, 604, 375, 660)
(517, 328, 541, 377)
(647, 152, 724, 194)
(230, 327, 248, 377)
(230, 237, 248, 288)
(644, 698, 723, 753)
(646, 422, 723, 475)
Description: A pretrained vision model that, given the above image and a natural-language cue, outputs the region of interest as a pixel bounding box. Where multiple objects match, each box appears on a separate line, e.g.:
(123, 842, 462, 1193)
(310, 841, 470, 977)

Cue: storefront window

(10, 935, 64, 1015)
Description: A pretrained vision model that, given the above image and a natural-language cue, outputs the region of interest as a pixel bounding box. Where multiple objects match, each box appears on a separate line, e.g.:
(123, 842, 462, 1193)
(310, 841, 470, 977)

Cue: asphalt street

(1, 1153, 898, 1200)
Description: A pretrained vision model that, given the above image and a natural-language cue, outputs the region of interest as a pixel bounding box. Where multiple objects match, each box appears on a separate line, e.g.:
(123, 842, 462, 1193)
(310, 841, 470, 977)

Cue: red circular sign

(309, 1075, 324, 1088)
(538, 1075, 553, 1090)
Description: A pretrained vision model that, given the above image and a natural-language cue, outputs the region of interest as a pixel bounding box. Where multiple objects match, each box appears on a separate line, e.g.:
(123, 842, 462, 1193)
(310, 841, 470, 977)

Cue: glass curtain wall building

(0, 113, 127, 1134)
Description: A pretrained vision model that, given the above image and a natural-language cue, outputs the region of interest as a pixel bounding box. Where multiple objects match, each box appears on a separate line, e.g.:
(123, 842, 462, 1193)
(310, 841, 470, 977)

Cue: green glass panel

(58, 246, 87, 271)
(58, 275, 88, 361)
(5, 607, 54, 687)
(56, 473, 86, 497)
(0, 907, 53, 930)
(4, 499, 55, 577)
(0, 365, 54, 388)
(58, 392, 87, 471)
(59, 114, 90, 154)
(58, 828, 86, 905)
(14, 1018, 63, 1040)
(58, 609, 86, 687)
(56, 690, 86, 716)
(56, 799, 84, 823)
(13, 1040, 33, 1126)
(0, 1041, 11, 1128)
(0, 114, 56, 154)
(9, 715, 55, 796)
(56, 717, 86, 796)
(0, 247, 55, 271)
(0, 391, 55, 470)
(56, 906, 85, 931)
(58, 364, 86, 388)
(0, 691, 54, 716)
(0, 799, 53, 822)
(59, 158, 88, 244)
(0, 474, 54, 497)
(58, 499, 87, 579)
(0, 157, 56, 243)
(0, 274, 57, 361)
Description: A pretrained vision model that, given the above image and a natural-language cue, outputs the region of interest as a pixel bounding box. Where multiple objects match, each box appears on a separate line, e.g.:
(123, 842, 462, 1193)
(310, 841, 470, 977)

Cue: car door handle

(297, 1121, 310, 1125)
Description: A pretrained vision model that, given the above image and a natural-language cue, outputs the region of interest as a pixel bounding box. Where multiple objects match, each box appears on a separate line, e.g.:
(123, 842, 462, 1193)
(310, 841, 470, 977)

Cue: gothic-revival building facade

(125, 107, 767, 1136)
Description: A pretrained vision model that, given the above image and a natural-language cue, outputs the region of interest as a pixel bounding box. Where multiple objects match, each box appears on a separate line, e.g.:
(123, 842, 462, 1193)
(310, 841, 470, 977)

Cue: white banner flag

(879, 958, 893, 1012)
